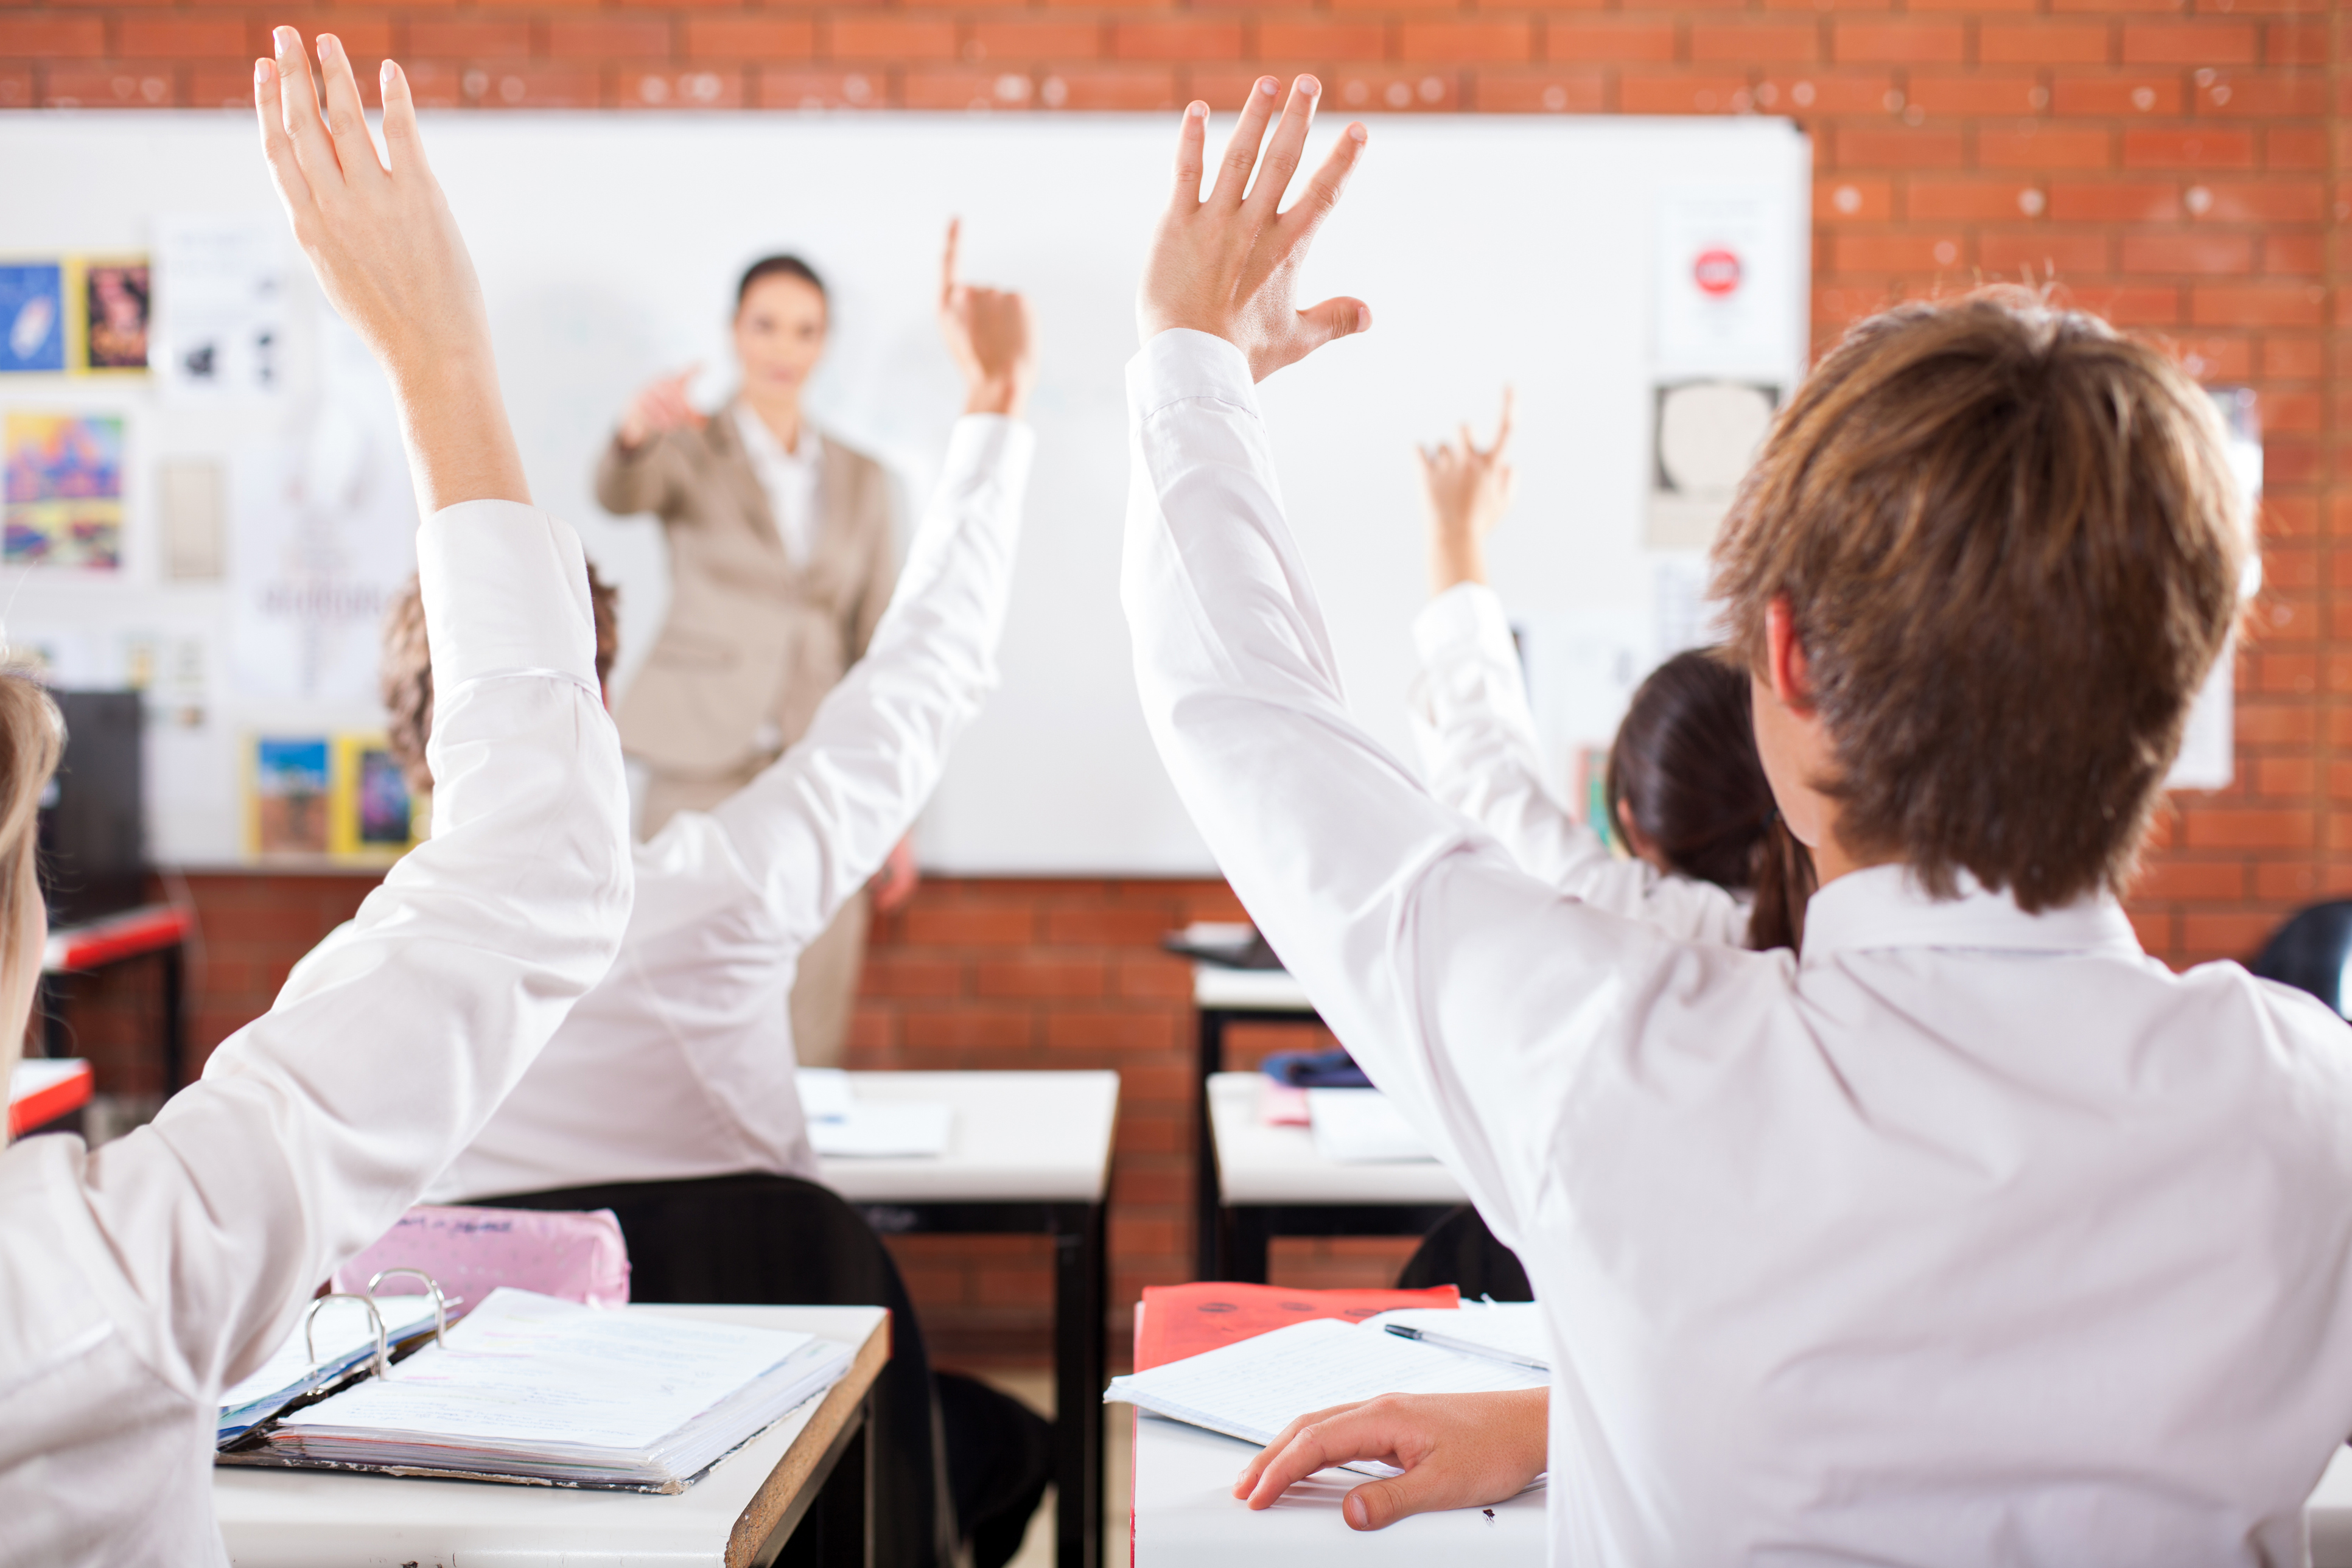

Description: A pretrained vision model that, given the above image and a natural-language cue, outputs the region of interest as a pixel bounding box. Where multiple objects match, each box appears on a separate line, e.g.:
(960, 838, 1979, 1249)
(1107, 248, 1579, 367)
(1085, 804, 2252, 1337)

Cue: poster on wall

(250, 735, 330, 855)
(0, 262, 66, 374)
(3, 410, 124, 570)
(155, 217, 284, 401)
(1653, 192, 1797, 379)
(80, 258, 150, 373)
(246, 732, 416, 861)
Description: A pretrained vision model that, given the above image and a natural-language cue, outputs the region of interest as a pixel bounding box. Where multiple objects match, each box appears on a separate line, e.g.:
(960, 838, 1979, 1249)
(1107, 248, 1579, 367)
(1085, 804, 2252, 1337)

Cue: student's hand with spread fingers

(1233, 1387, 1549, 1530)
(253, 28, 527, 511)
(1421, 388, 1518, 595)
(1138, 75, 1371, 383)
(937, 219, 1035, 421)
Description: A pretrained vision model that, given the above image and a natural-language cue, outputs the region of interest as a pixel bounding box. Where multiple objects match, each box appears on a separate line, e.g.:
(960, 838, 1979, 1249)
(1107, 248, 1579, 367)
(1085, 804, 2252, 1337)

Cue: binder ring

(303, 1293, 390, 1382)
(366, 1267, 449, 1348)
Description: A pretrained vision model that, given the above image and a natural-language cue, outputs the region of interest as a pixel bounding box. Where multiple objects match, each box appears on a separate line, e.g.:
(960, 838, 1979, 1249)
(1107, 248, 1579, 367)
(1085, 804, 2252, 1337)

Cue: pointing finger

(1211, 75, 1281, 209)
(1246, 76, 1320, 218)
(1168, 101, 1208, 209)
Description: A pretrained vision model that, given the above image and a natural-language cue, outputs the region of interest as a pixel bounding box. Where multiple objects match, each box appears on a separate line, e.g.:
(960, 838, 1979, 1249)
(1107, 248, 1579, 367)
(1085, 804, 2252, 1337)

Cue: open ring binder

(302, 1294, 389, 1382)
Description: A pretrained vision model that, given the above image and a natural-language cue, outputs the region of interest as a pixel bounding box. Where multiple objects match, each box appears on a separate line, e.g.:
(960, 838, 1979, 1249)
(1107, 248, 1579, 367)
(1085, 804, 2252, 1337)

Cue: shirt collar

(1799, 864, 2143, 964)
(731, 402, 814, 466)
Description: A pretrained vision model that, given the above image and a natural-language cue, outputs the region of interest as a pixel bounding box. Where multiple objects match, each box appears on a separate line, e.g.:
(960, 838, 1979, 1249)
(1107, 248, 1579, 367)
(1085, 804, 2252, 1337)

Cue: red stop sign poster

(1693, 247, 1743, 298)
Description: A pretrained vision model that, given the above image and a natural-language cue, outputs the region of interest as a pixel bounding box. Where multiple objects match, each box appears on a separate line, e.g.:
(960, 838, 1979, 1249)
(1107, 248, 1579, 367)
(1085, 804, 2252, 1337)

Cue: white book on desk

(797, 1069, 954, 1158)
(1307, 1088, 1435, 1163)
(1104, 1316, 1549, 1477)
(252, 1288, 852, 1491)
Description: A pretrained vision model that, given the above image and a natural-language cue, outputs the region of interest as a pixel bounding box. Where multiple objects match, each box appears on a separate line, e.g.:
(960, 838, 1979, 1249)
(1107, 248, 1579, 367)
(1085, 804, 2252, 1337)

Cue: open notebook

(1105, 1304, 1550, 1478)
(222, 1289, 853, 1492)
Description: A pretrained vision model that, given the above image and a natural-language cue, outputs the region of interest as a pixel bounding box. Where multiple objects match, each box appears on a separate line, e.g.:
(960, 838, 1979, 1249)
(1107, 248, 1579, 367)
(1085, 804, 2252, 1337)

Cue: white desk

(1130, 1410, 1546, 1563)
(214, 1303, 887, 1568)
(1207, 1071, 1465, 1284)
(8, 1056, 92, 1137)
(1190, 963, 1325, 1281)
(817, 1069, 1118, 1568)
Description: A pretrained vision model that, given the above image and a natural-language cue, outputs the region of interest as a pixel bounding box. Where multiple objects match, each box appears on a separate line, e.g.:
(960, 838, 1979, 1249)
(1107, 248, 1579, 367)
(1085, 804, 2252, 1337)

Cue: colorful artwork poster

(0, 263, 66, 373)
(82, 261, 150, 371)
(331, 734, 416, 858)
(254, 736, 330, 855)
(4, 411, 124, 570)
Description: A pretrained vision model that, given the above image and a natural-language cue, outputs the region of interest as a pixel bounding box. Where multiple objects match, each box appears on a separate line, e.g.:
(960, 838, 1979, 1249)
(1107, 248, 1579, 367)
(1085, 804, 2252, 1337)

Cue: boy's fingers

(377, 60, 421, 171)
(271, 27, 340, 186)
(1245, 1403, 1396, 1509)
(1236, 1402, 1359, 1500)
(313, 35, 383, 181)
(1168, 101, 1208, 209)
(253, 58, 318, 220)
(1343, 1469, 1452, 1532)
(1211, 76, 1281, 209)
(1279, 123, 1368, 244)
(1245, 77, 1320, 217)
(1297, 296, 1371, 353)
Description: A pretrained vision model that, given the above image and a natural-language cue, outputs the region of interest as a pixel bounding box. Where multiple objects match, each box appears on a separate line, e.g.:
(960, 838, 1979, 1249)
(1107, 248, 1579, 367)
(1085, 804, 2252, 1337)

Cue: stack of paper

(1307, 1088, 1435, 1163)
(797, 1068, 953, 1158)
(263, 1289, 852, 1490)
(1104, 1312, 1548, 1475)
(217, 1296, 448, 1448)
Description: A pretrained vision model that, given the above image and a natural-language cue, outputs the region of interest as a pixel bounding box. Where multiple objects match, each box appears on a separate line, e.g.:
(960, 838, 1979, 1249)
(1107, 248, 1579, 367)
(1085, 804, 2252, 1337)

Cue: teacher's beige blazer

(595, 400, 897, 781)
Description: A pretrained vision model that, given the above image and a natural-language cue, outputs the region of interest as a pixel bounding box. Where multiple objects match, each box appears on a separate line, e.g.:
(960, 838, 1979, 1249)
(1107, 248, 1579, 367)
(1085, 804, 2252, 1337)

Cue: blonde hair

(0, 670, 63, 1121)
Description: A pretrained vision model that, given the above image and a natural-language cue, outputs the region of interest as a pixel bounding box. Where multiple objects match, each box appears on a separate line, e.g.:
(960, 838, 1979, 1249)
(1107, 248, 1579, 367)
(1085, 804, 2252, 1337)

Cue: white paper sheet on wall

(155, 215, 286, 403)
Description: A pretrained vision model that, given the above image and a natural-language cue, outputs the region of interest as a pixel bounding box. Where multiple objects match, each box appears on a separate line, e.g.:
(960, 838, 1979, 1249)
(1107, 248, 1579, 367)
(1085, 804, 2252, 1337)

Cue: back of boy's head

(380, 565, 621, 798)
(1712, 287, 2246, 913)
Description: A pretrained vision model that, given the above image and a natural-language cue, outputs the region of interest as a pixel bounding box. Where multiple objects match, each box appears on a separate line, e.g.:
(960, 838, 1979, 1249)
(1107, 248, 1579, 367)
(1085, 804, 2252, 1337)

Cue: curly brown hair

(0, 669, 64, 1095)
(1710, 288, 2246, 913)
(380, 564, 620, 798)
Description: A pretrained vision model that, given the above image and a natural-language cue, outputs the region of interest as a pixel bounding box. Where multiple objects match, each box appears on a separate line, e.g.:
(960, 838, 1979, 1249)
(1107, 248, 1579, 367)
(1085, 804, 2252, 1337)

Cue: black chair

(2249, 901, 2352, 1018)
(1394, 1205, 1534, 1303)
(489, 1172, 1049, 1568)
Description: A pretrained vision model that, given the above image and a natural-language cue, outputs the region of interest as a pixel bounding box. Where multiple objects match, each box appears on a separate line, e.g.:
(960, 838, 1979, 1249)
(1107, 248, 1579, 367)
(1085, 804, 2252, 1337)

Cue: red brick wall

(16, 0, 2344, 1350)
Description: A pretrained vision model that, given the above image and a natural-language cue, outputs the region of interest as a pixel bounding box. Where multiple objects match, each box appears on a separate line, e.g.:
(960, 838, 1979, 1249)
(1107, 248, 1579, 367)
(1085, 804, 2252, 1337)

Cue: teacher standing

(595, 247, 912, 1066)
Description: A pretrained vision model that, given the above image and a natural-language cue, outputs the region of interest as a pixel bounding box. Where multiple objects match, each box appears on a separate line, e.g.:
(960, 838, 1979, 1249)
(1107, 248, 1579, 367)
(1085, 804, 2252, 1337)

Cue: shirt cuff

(1412, 582, 1516, 667)
(416, 500, 601, 693)
(1125, 329, 1260, 425)
(943, 412, 1038, 490)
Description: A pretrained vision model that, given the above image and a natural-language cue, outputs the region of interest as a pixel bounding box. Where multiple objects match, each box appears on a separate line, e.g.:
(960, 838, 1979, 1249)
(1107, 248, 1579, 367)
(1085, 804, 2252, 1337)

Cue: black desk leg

(160, 943, 185, 1094)
(1194, 1008, 1225, 1281)
(1229, 1208, 1271, 1286)
(1054, 1201, 1105, 1568)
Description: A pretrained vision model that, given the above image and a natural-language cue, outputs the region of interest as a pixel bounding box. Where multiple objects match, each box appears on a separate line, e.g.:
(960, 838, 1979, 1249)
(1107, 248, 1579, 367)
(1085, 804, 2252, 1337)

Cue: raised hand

(619, 366, 707, 450)
(254, 29, 525, 510)
(1420, 388, 1517, 593)
(937, 219, 1034, 419)
(1233, 1387, 1549, 1530)
(1138, 75, 1370, 383)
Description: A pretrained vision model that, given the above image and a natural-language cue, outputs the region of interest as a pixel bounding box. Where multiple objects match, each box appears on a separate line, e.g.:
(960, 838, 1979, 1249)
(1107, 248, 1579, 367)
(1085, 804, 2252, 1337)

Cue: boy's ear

(1765, 597, 1818, 715)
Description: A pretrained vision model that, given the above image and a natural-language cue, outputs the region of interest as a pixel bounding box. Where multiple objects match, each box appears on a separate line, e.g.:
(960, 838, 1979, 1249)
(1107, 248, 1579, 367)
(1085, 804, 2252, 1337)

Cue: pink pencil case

(1259, 1081, 1311, 1127)
(332, 1204, 632, 1309)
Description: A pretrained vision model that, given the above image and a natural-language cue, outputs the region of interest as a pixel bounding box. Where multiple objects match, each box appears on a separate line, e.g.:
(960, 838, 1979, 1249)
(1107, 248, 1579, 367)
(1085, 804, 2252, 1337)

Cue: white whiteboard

(1, 111, 1808, 873)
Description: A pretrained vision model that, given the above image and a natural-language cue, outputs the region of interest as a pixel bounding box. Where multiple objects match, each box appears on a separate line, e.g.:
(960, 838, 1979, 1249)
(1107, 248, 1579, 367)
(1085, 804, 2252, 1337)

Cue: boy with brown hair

(1124, 79, 2352, 1563)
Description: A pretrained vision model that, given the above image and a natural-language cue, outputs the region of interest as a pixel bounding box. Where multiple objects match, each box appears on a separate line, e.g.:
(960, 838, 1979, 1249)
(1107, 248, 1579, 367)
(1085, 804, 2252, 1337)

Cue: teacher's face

(734, 275, 828, 403)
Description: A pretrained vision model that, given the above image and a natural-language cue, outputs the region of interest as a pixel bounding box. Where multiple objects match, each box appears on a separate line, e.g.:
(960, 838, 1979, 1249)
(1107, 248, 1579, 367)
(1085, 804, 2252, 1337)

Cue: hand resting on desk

(1234, 1387, 1548, 1530)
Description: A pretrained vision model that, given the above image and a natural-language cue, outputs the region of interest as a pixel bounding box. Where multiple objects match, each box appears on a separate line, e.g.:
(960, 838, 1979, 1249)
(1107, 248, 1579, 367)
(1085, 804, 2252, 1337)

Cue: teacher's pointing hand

(1138, 75, 1370, 383)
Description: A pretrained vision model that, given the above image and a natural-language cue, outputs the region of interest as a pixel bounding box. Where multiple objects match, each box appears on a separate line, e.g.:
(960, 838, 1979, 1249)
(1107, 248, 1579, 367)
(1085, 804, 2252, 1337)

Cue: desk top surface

(213, 1303, 887, 1568)
(814, 1070, 1119, 1205)
(1130, 1410, 1545, 1563)
(1208, 1072, 1467, 1207)
(1193, 965, 1318, 1013)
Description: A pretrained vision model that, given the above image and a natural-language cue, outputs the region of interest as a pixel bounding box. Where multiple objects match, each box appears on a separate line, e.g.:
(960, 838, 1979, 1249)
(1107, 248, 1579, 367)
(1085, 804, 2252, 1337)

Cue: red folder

(1132, 1281, 1459, 1373)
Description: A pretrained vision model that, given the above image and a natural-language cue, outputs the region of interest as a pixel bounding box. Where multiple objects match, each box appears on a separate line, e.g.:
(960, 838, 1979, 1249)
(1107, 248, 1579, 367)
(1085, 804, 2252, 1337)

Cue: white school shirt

(1122, 328, 2352, 1567)
(733, 402, 824, 565)
(0, 503, 631, 1566)
(427, 415, 1032, 1203)
(1407, 582, 1751, 948)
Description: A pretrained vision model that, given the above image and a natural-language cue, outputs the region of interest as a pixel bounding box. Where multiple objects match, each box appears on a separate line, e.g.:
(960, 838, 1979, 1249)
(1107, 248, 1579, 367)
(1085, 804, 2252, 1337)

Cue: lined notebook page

(1105, 1317, 1547, 1458)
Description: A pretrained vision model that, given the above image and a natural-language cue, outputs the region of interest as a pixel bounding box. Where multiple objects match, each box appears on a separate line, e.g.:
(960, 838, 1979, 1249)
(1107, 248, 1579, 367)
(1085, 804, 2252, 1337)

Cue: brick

(897, 1010, 1035, 1051)
(2059, 281, 2181, 324)
(2195, 74, 2328, 118)
(830, 15, 958, 62)
(1905, 74, 2039, 116)
(901, 69, 1038, 108)
(1905, 177, 2046, 221)
(2182, 178, 2324, 224)
(975, 959, 1107, 999)
(965, 18, 1099, 60)
(1255, 17, 1384, 60)
(1978, 229, 2109, 275)
(1756, 72, 1895, 114)
(0, 13, 102, 55)
(408, 18, 533, 58)
(40, 61, 179, 107)
(684, 18, 814, 61)
(1979, 124, 2115, 170)
(547, 17, 672, 58)
(901, 905, 1035, 945)
(1043, 1012, 1177, 1052)
(1829, 231, 1969, 273)
(1035, 67, 1172, 110)
(1544, 19, 1676, 64)
(2121, 231, 2254, 273)
(117, 16, 250, 58)
(2120, 21, 2258, 65)
(2050, 74, 2183, 116)
(1690, 22, 1821, 65)
(2180, 911, 2276, 960)
(2263, 21, 2324, 68)
(2189, 282, 2324, 327)
(753, 68, 886, 110)
(2259, 335, 2321, 379)
(1109, 19, 1244, 62)
(1329, 68, 1458, 112)
(2129, 859, 2245, 902)
(1831, 22, 1962, 65)
(1979, 23, 2112, 66)
(1619, 74, 1751, 114)
(2123, 127, 2257, 169)
(2264, 127, 2326, 172)
(1470, 71, 1605, 113)
(2179, 807, 2311, 850)
(1815, 176, 1892, 221)
(1398, 21, 1532, 65)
